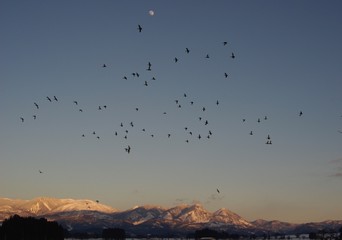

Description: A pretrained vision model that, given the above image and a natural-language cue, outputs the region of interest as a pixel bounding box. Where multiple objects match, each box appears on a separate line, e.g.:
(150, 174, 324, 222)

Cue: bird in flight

(73, 100, 78, 105)
(231, 52, 235, 59)
(147, 62, 152, 71)
(33, 115, 37, 120)
(185, 48, 190, 54)
(46, 96, 52, 102)
(39, 170, 43, 174)
(20, 117, 24, 122)
(54, 96, 58, 101)
(125, 145, 131, 154)
(217, 188, 220, 193)
(299, 111, 303, 116)
(223, 41, 228, 46)
(102, 64, 107, 68)
(224, 73, 228, 78)
(174, 57, 178, 63)
(137, 24, 142, 32)
(34, 102, 39, 109)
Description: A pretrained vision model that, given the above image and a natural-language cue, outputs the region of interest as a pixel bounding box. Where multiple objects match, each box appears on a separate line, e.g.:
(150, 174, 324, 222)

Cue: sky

(1, 0, 342, 224)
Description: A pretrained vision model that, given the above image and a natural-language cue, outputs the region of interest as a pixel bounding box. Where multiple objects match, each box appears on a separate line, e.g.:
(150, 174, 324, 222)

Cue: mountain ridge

(1, 197, 341, 236)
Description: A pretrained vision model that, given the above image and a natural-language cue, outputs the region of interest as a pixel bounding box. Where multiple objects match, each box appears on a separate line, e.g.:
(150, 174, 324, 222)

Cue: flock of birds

(20, 25, 303, 156)
(17, 22, 310, 189)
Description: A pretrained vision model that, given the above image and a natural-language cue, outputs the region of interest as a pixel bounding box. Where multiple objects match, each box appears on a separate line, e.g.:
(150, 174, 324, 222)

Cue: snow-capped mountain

(1, 197, 341, 236)
(0, 197, 116, 220)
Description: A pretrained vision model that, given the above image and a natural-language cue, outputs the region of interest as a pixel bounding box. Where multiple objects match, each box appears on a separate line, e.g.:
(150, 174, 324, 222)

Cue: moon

(148, 10, 155, 16)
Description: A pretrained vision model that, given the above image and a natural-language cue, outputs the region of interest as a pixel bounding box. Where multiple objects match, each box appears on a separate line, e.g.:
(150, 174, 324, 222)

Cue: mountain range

(0, 197, 341, 236)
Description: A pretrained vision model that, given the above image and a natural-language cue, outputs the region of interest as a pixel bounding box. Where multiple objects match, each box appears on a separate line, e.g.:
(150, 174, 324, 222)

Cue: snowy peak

(0, 197, 116, 219)
(115, 205, 167, 225)
(177, 204, 211, 223)
(212, 208, 252, 227)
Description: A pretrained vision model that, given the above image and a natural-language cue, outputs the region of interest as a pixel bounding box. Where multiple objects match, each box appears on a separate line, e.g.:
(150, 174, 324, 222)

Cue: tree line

(0, 215, 64, 240)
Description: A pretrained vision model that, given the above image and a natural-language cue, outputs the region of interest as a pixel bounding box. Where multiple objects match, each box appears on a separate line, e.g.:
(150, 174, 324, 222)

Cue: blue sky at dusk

(1, 0, 342, 223)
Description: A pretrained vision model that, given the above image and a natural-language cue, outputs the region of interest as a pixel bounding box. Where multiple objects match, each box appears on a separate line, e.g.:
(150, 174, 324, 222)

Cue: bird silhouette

(205, 54, 210, 59)
(34, 102, 39, 109)
(147, 62, 152, 71)
(299, 111, 303, 116)
(46, 96, 52, 102)
(39, 170, 43, 174)
(103, 64, 107, 68)
(231, 52, 235, 59)
(250, 131, 253, 135)
(126, 145, 131, 153)
(33, 115, 37, 120)
(216, 100, 219, 105)
(123, 76, 127, 80)
(73, 100, 78, 105)
(54, 96, 58, 101)
(185, 48, 190, 53)
(217, 188, 220, 193)
(174, 57, 178, 63)
(137, 24, 142, 32)
(144, 81, 148, 86)
(223, 41, 228, 46)
(224, 73, 228, 78)
(20, 117, 24, 122)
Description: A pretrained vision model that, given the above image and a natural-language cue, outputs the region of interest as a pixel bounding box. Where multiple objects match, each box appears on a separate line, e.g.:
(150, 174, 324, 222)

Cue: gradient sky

(1, 0, 342, 224)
